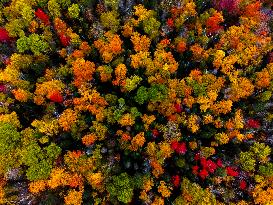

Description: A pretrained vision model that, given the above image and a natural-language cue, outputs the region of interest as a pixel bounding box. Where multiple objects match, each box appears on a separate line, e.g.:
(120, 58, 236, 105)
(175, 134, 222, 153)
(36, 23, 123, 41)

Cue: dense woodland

(0, 0, 273, 204)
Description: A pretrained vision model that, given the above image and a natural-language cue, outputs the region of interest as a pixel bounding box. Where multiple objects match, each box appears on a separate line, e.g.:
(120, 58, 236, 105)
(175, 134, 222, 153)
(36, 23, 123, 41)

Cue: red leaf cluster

(193, 155, 222, 180)
(246, 119, 261, 129)
(171, 141, 187, 154)
(0, 28, 10, 43)
(174, 103, 183, 113)
(35, 9, 50, 25)
(171, 175, 181, 188)
(59, 34, 71, 47)
(226, 166, 239, 177)
(49, 91, 63, 103)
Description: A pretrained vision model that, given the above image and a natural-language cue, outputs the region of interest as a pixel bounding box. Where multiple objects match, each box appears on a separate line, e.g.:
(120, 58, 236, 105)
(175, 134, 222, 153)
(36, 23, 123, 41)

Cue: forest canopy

(0, 0, 273, 204)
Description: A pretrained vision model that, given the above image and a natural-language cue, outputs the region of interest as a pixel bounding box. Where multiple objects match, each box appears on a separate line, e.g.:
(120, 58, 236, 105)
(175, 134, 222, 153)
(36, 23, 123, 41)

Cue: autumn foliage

(0, 0, 272, 204)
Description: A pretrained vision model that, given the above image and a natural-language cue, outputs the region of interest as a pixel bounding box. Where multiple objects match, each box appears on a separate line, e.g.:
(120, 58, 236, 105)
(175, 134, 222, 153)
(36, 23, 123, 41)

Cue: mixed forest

(0, 0, 273, 204)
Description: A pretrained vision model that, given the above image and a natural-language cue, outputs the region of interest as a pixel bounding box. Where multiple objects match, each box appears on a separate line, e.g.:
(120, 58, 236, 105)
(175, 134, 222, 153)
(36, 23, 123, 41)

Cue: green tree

(100, 11, 120, 33)
(0, 122, 22, 174)
(134, 86, 149, 105)
(21, 142, 61, 181)
(106, 173, 134, 204)
(17, 34, 49, 55)
(68, 3, 80, 19)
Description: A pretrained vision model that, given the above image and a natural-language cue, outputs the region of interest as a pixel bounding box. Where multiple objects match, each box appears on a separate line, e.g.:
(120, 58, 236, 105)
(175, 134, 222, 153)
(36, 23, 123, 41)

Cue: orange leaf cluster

(94, 32, 123, 63)
(131, 32, 151, 52)
(72, 58, 96, 87)
(58, 109, 78, 131)
(82, 133, 97, 146)
(112, 63, 127, 86)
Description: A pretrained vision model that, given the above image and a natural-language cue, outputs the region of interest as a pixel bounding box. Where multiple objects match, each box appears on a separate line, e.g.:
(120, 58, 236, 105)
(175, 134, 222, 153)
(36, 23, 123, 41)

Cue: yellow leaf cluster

(130, 132, 146, 151)
(64, 189, 83, 205)
(58, 109, 78, 131)
(158, 181, 172, 198)
(131, 32, 151, 52)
